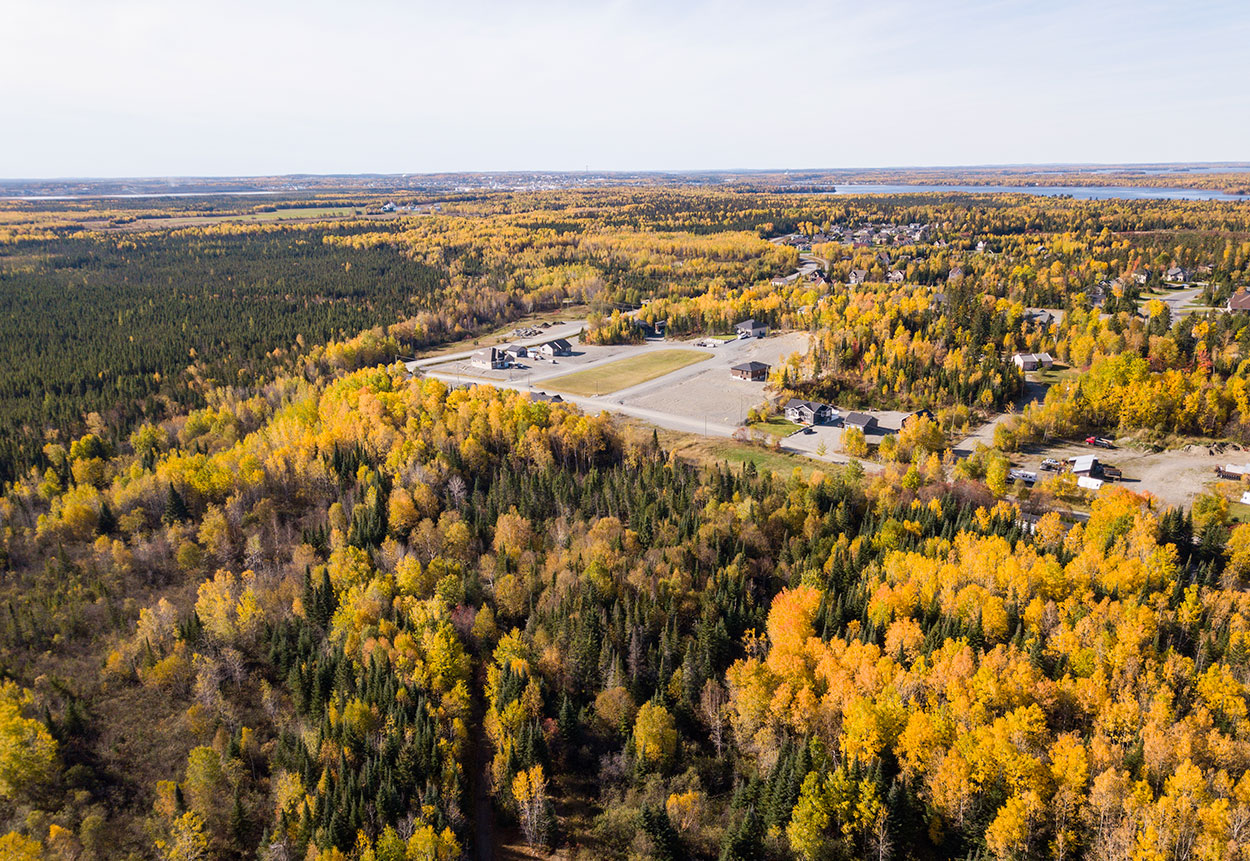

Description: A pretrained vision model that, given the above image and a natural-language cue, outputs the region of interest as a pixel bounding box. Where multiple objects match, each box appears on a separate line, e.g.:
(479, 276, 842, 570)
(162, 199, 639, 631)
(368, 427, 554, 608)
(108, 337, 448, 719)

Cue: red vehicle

(1085, 436, 1115, 449)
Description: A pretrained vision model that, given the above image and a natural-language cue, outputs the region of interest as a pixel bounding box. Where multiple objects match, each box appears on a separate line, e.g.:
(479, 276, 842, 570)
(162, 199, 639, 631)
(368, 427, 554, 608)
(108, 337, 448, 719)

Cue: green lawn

(546, 349, 710, 396)
(1032, 365, 1078, 385)
(750, 416, 802, 437)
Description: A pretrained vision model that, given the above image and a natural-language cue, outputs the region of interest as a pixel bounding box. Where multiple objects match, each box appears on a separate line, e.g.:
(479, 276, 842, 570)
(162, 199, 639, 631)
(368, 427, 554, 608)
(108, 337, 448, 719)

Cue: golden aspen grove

(3, 180, 1250, 861)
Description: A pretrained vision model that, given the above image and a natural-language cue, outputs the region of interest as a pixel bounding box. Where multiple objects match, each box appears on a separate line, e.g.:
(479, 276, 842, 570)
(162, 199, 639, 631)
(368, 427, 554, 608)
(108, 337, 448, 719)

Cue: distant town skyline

(3, 0, 1248, 178)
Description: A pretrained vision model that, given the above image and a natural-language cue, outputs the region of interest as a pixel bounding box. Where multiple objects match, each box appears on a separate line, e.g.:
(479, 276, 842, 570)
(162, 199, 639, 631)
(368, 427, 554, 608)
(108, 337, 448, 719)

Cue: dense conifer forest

(3, 188, 1250, 860)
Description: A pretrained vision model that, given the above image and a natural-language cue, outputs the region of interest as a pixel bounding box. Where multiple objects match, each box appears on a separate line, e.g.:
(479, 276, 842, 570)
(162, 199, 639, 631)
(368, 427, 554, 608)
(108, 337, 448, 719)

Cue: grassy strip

(545, 349, 709, 396)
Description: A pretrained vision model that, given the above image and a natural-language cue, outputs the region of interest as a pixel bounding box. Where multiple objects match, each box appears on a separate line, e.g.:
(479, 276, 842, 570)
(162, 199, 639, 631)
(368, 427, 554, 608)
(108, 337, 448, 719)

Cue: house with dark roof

(503, 344, 528, 360)
(902, 408, 935, 429)
(529, 391, 564, 403)
(1165, 265, 1191, 283)
(538, 338, 572, 358)
(848, 269, 868, 285)
(731, 361, 770, 381)
(735, 319, 768, 338)
(784, 399, 834, 425)
(843, 412, 877, 432)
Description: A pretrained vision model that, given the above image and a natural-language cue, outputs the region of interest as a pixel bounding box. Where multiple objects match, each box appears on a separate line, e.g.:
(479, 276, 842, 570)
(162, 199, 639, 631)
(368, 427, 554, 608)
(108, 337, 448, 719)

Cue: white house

(1012, 353, 1054, 372)
(471, 347, 508, 370)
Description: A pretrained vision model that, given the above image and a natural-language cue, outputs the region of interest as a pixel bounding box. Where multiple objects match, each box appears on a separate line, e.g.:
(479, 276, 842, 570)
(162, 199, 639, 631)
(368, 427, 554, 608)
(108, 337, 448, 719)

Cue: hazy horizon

(7, 161, 1250, 184)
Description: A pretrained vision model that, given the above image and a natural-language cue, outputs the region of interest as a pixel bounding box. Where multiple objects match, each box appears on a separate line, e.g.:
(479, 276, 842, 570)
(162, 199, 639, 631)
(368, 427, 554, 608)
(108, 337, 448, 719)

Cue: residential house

(947, 267, 964, 282)
(471, 347, 508, 370)
(1165, 265, 1191, 283)
(887, 269, 905, 284)
(1229, 289, 1250, 312)
(529, 391, 564, 403)
(784, 399, 834, 425)
(538, 338, 572, 358)
(771, 274, 790, 286)
(902, 408, 935, 429)
(1012, 352, 1054, 372)
(503, 344, 528, 361)
(848, 269, 868, 285)
(843, 412, 877, 432)
(735, 319, 768, 338)
(730, 361, 770, 381)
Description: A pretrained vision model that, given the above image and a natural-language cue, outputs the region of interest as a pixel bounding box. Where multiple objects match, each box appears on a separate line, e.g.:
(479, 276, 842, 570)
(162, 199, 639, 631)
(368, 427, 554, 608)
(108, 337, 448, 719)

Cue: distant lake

(829, 184, 1247, 201)
(3, 190, 287, 201)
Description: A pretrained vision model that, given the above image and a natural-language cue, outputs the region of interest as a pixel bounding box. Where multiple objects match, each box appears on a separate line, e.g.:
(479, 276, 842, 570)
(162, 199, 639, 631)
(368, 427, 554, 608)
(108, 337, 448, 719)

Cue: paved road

(1150, 287, 1204, 318)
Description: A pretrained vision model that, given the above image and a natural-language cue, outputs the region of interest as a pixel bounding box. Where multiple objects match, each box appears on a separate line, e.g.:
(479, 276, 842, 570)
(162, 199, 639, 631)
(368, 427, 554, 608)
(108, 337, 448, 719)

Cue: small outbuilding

(1071, 454, 1099, 476)
(731, 361, 770, 381)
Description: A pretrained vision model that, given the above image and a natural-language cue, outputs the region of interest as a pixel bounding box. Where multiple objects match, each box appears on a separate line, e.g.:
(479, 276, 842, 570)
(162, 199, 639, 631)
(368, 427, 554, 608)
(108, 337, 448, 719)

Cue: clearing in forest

(545, 349, 710, 396)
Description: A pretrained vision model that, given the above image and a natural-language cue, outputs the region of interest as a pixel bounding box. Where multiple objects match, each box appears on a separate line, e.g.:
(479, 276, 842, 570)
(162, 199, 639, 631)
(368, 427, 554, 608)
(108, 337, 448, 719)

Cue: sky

(2, 0, 1248, 177)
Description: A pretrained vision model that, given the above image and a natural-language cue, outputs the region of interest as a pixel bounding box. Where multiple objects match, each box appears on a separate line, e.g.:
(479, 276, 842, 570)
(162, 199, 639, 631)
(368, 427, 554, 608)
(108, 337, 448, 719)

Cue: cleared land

(545, 349, 710, 396)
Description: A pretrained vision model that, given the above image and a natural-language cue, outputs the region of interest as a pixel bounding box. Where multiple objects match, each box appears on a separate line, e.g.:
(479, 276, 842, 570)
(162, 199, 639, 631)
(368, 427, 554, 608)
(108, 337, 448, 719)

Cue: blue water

(829, 184, 1246, 201)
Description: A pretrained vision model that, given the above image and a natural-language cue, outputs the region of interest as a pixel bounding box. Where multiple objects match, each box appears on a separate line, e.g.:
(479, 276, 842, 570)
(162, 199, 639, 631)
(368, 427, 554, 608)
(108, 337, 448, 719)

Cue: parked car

(1041, 458, 1061, 471)
(1085, 436, 1115, 449)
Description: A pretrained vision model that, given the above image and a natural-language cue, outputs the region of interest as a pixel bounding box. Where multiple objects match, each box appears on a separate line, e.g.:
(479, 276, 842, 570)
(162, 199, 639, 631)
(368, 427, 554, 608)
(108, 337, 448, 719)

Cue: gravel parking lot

(621, 332, 810, 423)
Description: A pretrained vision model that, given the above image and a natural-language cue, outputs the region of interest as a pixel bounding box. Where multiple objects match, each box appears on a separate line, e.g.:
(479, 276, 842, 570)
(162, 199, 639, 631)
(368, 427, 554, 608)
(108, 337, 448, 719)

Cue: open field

(545, 349, 710, 396)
